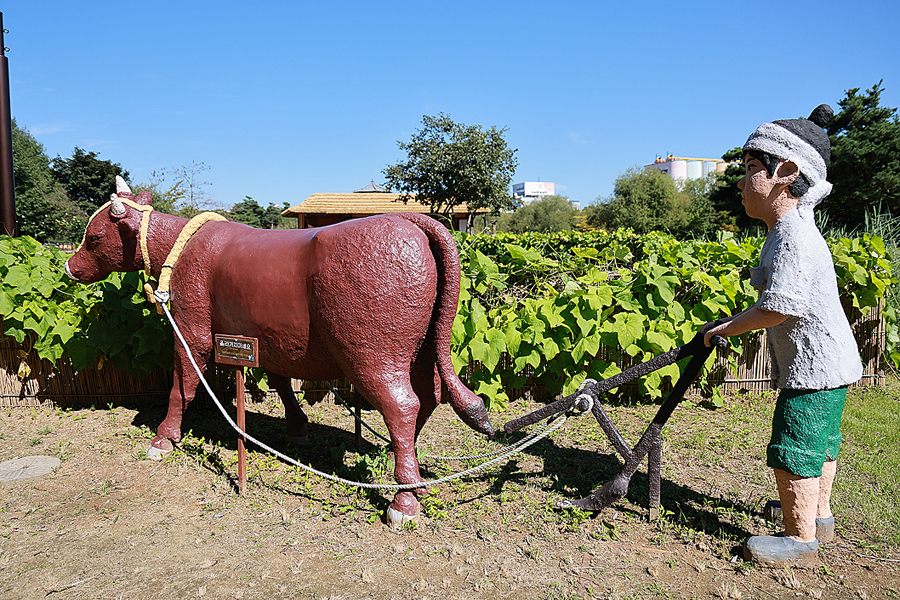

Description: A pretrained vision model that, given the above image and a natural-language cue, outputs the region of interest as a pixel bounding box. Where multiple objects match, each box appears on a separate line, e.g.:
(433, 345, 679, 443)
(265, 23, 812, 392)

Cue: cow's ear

(116, 214, 140, 240)
(135, 191, 153, 206)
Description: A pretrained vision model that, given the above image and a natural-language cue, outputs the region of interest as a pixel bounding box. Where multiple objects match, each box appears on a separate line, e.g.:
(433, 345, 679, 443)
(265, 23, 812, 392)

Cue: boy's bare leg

(817, 460, 836, 519)
(775, 468, 819, 543)
(744, 469, 820, 566)
(814, 460, 837, 542)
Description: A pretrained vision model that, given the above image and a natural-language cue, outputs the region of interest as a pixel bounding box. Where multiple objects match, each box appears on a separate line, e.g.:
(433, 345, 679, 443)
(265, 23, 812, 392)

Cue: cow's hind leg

(410, 357, 441, 460)
(354, 376, 426, 528)
(267, 372, 309, 445)
(385, 358, 442, 528)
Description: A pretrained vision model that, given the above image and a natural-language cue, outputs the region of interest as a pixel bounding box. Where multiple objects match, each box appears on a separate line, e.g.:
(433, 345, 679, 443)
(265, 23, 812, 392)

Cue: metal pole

(0, 13, 16, 237)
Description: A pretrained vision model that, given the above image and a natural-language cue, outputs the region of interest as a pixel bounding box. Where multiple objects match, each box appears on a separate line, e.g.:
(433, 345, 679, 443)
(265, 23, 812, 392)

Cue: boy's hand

(702, 319, 728, 347)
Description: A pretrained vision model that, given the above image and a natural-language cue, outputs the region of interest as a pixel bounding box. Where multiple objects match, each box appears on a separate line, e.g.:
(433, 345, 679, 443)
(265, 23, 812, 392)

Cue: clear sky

(5, 0, 899, 210)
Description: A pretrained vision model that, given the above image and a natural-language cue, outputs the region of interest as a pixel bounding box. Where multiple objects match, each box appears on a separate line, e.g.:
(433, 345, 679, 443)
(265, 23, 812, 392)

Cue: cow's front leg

(148, 342, 207, 460)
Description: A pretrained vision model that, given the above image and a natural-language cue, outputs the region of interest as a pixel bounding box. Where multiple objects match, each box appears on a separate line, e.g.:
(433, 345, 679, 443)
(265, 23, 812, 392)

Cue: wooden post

(647, 429, 662, 521)
(236, 367, 247, 494)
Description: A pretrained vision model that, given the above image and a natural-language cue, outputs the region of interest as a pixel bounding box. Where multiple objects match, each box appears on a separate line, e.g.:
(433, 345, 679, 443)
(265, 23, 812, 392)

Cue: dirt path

(1, 393, 897, 599)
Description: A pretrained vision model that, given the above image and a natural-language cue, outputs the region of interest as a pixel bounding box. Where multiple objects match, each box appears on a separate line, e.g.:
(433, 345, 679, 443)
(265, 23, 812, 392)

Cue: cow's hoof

(146, 437, 173, 461)
(386, 506, 419, 529)
(284, 433, 309, 446)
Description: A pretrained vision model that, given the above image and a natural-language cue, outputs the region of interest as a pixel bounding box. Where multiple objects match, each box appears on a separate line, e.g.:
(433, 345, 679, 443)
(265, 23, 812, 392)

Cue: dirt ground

(1, 390, 898, 600)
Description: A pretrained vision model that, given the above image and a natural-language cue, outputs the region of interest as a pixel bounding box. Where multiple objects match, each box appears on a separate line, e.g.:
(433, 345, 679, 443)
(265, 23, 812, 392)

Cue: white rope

(325, 380, 557, 463)
(158, 300, 567, 491)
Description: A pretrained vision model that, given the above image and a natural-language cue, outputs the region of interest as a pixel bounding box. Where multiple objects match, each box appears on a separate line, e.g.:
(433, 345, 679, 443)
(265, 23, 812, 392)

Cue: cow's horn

(109, 193, 126, 217)
(116, 175, 133, 196)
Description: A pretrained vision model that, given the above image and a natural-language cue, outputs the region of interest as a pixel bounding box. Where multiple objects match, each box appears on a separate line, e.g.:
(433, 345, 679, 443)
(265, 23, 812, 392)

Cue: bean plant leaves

(1, 235, 173, 375)
(450, 228, 896, 409)
(2, 227, 896, 407)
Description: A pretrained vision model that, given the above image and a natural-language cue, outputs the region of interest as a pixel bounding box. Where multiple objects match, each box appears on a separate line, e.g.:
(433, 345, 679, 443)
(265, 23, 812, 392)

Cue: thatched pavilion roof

(281, 193, 485, 218)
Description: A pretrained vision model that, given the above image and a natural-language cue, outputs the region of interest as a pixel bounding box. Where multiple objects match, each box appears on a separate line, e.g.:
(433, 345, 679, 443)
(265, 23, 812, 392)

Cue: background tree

(504, 194, 577, 233)
(51, 147, 129, 214)
(132, 162, 216, 218)
(383, 113, 518, 224)
(679, 174, 717, 237)
(131, 168, 187, 216)
(583, 167, 712, 238)
(824, 81, 900, 228)
(11, 120, 85, 242)
(227, 196, 291, 229)
(168, 161, 215, 217)
(707, 147, 747, 232)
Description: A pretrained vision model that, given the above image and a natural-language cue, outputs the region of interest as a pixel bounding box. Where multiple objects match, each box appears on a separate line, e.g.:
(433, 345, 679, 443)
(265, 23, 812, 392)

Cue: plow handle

(502, 333, 727, 434)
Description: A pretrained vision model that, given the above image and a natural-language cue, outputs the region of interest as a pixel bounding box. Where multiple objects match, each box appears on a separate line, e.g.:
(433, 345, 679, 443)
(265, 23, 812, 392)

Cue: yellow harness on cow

(82, 197, 226, 314)
(154, 211, 227, 307)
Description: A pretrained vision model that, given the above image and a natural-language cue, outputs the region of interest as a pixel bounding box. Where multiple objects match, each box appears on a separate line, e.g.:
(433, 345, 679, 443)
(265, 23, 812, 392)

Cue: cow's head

(64, 177, 154, 283)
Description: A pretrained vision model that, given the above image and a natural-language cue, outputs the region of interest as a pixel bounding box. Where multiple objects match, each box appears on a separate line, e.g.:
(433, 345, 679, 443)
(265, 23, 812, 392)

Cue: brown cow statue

(65, 177, 494, 527)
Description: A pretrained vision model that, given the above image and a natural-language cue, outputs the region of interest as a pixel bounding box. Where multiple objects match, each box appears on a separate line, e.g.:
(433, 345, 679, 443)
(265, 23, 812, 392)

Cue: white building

(645, 155, 728, 183)
(512, 181, 555, 205)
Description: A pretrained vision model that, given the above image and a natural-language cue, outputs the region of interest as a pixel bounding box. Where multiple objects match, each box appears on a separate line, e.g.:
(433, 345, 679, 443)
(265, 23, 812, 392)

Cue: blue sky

(6, 0, 900, 210)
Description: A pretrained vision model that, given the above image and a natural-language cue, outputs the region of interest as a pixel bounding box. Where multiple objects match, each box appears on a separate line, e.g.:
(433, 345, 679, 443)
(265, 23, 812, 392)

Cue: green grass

(833, 380, 900, 546)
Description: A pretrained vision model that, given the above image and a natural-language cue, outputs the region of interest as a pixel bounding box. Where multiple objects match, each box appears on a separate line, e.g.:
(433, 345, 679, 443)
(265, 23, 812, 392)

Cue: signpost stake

(213, 333, 259, 495)
(236, 368, 247, 494)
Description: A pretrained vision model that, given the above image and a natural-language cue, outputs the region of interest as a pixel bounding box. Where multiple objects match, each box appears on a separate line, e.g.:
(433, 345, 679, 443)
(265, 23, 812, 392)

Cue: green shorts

(767, 387, 848, 478)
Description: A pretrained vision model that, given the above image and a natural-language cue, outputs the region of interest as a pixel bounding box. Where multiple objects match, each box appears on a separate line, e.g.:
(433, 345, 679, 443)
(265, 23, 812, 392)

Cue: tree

(707, 147, 748, 232)
(680, 173, 718, 237)
(132, 161, 215, 218)
(10, 119, 85, 242)
(505, 194, 578, 233)
(584, 167, 712, 238)
(383, 113, 518, 223)
(131, 169, 187, 216)
(263, 202, 291, 229)
(227, 196, 290, 229)
(168, 161, 215, 217)
(823, 81, 900, 228)
(51, 147, 129, 214)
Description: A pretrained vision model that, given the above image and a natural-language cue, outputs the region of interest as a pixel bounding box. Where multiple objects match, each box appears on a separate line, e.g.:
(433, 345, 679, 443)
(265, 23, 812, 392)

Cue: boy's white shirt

(755, 208, 863, 389)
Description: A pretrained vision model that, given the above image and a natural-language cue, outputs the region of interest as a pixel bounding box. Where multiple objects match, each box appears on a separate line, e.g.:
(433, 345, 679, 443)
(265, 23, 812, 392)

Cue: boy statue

(701, 104, 862, 566)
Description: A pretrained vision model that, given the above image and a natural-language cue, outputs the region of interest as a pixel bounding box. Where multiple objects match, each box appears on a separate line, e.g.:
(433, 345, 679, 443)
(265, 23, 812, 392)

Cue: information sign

(214, 334, 259, 368)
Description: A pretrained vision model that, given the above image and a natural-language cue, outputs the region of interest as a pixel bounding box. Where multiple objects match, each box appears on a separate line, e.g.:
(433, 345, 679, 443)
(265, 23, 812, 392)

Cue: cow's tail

(397, 213, 494, 437)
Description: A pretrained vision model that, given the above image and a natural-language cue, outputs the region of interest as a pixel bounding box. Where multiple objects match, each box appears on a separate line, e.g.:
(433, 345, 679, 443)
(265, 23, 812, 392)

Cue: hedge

(1, 229, 895, 411)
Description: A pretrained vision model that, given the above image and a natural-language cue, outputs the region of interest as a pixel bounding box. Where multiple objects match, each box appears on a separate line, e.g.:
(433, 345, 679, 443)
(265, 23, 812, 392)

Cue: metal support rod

(0, 13, 16, 237)
(647, 428, 662, 520)
(354, 389, 362, 452)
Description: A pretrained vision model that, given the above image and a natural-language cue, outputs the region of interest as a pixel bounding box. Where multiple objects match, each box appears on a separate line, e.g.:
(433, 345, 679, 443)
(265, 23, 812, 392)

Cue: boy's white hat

(743, 104, 834, 215)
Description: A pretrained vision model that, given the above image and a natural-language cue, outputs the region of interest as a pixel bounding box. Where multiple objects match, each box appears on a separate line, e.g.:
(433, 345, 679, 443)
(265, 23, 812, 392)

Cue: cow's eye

(88, 235, 102, 243)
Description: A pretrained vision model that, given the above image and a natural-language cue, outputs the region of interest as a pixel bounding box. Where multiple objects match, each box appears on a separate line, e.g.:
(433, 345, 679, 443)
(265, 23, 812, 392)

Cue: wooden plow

(503, 332, 727, 517)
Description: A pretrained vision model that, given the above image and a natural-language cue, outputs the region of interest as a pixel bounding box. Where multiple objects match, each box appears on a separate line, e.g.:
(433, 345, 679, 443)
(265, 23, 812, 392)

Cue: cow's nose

(64, 259, 78, 281)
